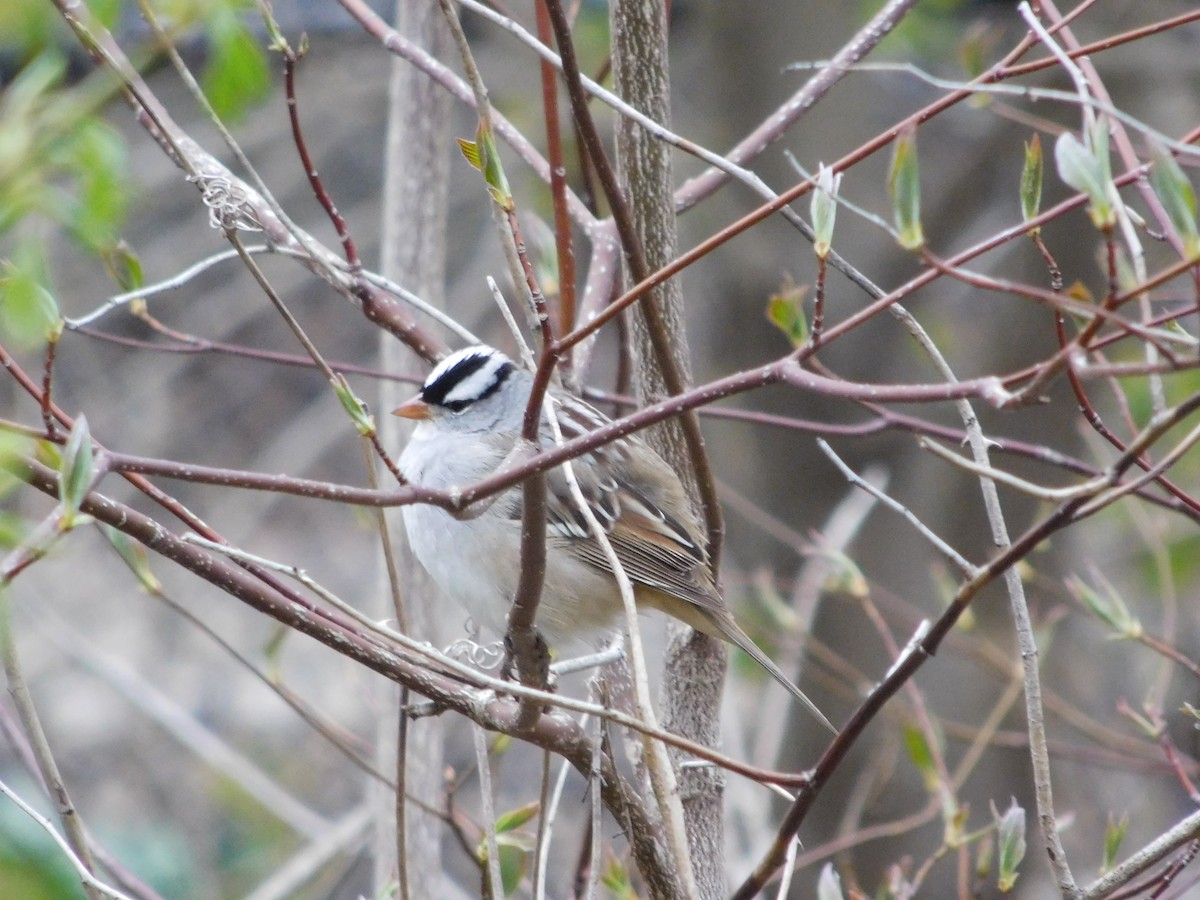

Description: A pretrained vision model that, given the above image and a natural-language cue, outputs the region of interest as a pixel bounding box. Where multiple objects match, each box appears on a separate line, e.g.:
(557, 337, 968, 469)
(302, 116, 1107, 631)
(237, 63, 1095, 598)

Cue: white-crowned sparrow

(395, 345, 833, 731)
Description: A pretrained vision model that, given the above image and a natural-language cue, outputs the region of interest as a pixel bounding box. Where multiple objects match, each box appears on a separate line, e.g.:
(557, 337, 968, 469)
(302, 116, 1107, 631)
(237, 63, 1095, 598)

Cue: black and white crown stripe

(420, 346, 704, 561)
(421, 346, 516, 411)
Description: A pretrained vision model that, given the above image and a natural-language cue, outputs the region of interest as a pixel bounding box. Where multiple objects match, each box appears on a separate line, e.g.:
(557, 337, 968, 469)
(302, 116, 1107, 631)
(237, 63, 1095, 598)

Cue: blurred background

(2, 0, 1199, 897)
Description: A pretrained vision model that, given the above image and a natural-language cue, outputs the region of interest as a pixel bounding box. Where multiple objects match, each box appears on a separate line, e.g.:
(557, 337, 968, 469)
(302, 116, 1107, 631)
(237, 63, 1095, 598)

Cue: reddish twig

(535, 1, 577, 355)
(40, 338, 58, 439)
(281, 42, 361, 273)
(542, 0, 725, 566)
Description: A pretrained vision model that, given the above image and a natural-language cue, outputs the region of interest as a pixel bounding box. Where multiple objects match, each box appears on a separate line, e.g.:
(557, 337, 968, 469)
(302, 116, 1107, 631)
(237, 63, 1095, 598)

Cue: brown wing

(541, 400, 721, 610)
(495, 393, 719, 608)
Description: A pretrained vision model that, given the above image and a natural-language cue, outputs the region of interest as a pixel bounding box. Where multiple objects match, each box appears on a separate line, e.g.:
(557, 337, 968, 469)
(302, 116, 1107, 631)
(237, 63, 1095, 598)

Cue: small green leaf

(476, 831, 531, 897)
(0, 434, 35, 548)
(460, 122, 513, 210)
(257, 0, 290, 53)
(102, 240, 144, 292)
(945, 800, 969, 848)
(902, 723, 940, 792)
(0, 243, 62, 348)
(67, 120, 129, 250)
(994, 798, 1026, 892)
(1149, 142, 1200, 259)
(1102, 811, 1129, 872)
(958, 27, 987, 81)
(202, 7, 272, 122)
(1020, 135, 1043, 228)
(458, 138, 482, 170)
(817, 862, 844, 900)
(888, 126, 925, 250)
(1067, 574, 1140, 638)
(59, 415, 95, 523)
(88, 0, 123, 29)
(333, 375, 376, 437)
(766, 279, 809, 347)
(494, 801, 539, 835)
(1055, 123, 1116, 230)
(99, 524, 163, 594)
(811, 163, 842, 260)
(478, 124, 512, 208)
(498, 841, 526, 896)
(821, 548, 868, 599)
(0, 512, 27, 549)
(599, 856, 637, 900)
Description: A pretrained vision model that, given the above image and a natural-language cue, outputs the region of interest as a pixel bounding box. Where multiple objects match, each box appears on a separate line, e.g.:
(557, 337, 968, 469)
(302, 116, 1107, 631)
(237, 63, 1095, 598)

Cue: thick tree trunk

(610, 1, 728, 897)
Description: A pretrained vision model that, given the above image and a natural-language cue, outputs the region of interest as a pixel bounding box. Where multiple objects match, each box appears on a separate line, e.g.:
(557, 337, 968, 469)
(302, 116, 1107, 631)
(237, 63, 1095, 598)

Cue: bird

(394, 344, 834, 732)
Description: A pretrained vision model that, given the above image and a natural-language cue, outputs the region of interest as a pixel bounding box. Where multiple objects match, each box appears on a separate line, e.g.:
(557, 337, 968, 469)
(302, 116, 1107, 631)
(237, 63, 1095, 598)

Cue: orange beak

(392, 396, 432, 420)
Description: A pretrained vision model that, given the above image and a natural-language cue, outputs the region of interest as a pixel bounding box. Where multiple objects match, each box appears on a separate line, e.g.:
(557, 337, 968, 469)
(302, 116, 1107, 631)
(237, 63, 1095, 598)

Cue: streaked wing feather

(503, 392, 717, 608)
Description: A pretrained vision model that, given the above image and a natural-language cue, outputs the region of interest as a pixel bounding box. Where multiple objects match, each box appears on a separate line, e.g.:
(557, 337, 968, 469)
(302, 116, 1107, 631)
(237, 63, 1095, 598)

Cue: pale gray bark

(372, 0, 452, 894)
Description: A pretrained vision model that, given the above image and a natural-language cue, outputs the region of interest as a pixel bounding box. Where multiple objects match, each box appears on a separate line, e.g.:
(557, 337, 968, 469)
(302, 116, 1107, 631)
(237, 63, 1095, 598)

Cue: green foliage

(201, 3, 272, 122)
(493, 801, 539, 834)
(766, 278, 809, 347)
(902, 723, 939, 791)
(477, 802, 539, 896)
(102, 240, 145, 292)
(811, 164, 841, 260)
(67, 119, 129, 250)
(1102, 811, 1129, 873)
(58, 415, 95, 526)
(1020, 135, 1043, 228)
(0, 0, 65, 59)
(459, 122, 514, 210)
(333, 374, 377, 437)
(0, 243, 61, 349)
(1148, 142, 1200, 259)
(0, 51, 131, 254)
(1068, 573, 1140, 638)
(1054, 121, 1117, 230)
(599, 856, 637, 900)
(100, 523, 164, 593)
(869, 0, 976, 59)
(994, 798, 1026, 892)
(0, 794, 87, 900)
(888, 126, 925, 250)
(0, 432, 34, 549)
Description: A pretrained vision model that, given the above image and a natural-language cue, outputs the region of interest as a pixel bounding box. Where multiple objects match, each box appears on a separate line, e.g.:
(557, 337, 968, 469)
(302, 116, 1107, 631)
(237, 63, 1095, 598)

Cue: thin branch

(0, 778, 132, 900)
(1082, 808, 1200, 899)
(818, 440, 976, 575)
(1, 523, 103, 900)
(542, 0, 724, 567)
(473, 726, 504, 900)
